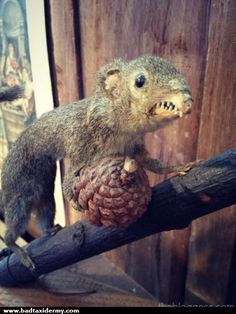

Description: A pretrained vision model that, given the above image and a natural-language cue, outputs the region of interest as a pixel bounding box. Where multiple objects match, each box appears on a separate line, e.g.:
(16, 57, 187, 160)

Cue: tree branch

(0, 149, 236, 286)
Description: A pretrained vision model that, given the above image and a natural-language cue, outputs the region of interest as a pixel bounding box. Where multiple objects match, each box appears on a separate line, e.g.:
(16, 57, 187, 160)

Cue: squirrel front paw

(175, 159, 203, 176)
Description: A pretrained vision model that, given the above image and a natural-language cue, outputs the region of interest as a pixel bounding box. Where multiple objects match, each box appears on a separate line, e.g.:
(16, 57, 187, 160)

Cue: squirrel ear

(104, 68, 121, 99)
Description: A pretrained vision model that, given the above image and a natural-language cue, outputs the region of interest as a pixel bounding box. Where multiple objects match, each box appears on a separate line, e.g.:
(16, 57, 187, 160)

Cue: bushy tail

(0, 85, 24, 103)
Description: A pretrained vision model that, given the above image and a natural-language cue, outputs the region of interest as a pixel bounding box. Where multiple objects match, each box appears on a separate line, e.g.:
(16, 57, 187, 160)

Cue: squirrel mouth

(148, 101, 184, 118)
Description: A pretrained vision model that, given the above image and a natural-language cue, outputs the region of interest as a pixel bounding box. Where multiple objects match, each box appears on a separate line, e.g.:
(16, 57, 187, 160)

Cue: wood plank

(47, 0, 83, 225)
(47, 0, 81, 104)
(185, 0, 236, 305)
(78, 0, 210, 302)
(0, 256, 159, 307)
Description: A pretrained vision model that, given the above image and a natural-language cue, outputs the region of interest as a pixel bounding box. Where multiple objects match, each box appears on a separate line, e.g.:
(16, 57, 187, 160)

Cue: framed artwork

(0, 0, 65, 226)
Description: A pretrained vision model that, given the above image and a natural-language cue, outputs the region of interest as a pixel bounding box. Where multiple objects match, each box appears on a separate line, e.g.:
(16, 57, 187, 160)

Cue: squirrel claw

(18, 249, 38, 275)
(22, 255, 36, 272)
(71, 199, 85, 212)
(46, 224, 63, 236)
(1, 247, 36, 275)
(176, 159, 203, 176)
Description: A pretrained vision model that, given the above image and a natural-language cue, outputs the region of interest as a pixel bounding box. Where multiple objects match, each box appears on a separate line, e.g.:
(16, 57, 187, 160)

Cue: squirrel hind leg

(4, 239, 36, 271)
(4, 194, 36, 271)
(36, 197, 60, 235)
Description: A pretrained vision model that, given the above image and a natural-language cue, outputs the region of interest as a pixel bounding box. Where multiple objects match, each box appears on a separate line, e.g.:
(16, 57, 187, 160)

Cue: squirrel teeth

(158, 102, 175, 111)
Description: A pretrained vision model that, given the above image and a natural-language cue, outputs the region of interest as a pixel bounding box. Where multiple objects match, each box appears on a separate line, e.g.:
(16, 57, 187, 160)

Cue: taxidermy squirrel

(0, 55, 194, 270)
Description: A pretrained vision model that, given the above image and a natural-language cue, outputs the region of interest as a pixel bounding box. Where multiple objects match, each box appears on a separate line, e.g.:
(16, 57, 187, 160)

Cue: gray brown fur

(0, 55, 193, 269)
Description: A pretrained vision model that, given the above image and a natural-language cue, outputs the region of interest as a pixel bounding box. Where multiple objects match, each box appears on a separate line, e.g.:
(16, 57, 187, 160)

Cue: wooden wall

(47, 0, 236, 305)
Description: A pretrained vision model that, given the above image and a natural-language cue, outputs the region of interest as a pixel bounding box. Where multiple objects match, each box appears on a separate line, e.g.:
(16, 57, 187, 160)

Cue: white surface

(26, 0, 65, 226)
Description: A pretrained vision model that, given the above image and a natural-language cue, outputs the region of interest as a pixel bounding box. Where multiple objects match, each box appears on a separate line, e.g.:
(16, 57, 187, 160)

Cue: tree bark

(0, 149, 236, 286)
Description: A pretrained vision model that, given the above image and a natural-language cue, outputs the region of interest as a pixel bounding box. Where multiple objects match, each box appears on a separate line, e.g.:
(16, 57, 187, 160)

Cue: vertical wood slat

(47, 0, 83, 225)
(185, 0, 236, 305)
(47, 0, 80, 104)
(78, 0, 209, 302)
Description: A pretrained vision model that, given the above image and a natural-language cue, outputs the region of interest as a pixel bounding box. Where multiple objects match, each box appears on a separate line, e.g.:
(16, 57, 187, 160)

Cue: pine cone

(72, 156, 151, 227)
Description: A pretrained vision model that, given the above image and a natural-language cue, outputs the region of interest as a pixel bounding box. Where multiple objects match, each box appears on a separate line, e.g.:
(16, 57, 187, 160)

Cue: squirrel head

(96, 55, 193, 132)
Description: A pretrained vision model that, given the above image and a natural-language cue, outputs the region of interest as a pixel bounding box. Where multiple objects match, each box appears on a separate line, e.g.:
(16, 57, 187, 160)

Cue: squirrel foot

(175, 159, 203, 176)
(1, 238, 37, 274)
(14, 247, 38, 275)
(71, 199, 85, 212)
(46, 224, 63, 236)
(20, 250, 36, 272)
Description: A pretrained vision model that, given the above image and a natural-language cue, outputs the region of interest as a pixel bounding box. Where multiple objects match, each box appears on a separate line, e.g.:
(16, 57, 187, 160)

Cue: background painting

(0, 0, 35, 183)
(0, 0, 65, 226)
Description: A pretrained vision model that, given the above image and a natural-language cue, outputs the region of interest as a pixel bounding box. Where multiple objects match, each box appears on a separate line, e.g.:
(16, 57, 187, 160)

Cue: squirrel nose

(182, 92, 193, 114)
(182, 101, 192, 114)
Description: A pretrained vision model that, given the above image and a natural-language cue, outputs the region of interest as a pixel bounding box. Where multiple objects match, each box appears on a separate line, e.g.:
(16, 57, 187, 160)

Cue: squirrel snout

(182, 100, 192, 115)
(175, 91, 193, 115)
(166, 91, 193, 117)
(182, 93, 193, 114)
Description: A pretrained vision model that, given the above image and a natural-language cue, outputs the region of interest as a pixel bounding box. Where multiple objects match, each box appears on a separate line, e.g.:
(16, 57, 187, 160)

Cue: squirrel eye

(135, 74, 146, 88)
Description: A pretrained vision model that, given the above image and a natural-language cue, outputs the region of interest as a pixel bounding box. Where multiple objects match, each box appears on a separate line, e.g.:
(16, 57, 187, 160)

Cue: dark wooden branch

(0, 149, 236, 286)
